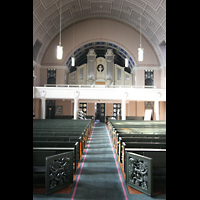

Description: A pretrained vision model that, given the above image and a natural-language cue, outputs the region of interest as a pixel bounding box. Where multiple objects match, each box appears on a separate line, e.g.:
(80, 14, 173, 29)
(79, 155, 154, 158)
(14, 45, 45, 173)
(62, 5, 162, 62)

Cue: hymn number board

(113, 103, 121, 119)
(79, 103, 87, 116)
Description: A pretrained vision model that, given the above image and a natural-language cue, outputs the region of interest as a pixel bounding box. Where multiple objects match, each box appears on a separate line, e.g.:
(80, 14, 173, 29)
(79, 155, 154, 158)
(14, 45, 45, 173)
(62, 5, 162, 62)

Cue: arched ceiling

(33, 0, 166, 66)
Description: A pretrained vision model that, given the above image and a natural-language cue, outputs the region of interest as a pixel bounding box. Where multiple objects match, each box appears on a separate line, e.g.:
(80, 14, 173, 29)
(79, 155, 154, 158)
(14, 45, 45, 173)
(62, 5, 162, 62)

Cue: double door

(95, 103, 105, 123)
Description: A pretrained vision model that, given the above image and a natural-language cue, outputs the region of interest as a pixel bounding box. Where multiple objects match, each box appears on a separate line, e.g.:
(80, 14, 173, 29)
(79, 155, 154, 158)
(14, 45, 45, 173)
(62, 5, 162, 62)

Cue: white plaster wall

(41, 19, 160, 66)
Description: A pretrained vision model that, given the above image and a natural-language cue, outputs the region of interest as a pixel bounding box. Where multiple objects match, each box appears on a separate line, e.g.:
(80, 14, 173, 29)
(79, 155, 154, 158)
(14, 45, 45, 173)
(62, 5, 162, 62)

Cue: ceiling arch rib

(33, 0, 166, 66)
(66, 41, 135, 73)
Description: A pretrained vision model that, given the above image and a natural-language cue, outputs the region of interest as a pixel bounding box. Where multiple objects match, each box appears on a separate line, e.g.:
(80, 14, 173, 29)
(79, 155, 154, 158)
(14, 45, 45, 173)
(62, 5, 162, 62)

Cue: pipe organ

(68, 49, 132, 86)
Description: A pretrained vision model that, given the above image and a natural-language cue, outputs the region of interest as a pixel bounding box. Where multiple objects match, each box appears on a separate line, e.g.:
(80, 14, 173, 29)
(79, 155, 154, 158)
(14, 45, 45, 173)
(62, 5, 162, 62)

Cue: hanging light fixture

(57, 0, 63, 60)
(71, 56, 75, 66)
(71, 6, 75, 67)
(125, 58, 129, 67)
(138, 7, 144, 62)
(138, 46, 144, 61)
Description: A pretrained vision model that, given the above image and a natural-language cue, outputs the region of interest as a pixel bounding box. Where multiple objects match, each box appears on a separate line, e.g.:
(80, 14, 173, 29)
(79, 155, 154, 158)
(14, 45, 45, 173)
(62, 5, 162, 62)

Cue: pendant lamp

(71, 56, 75, 67)
(71, 18, 75, 67)
(138, 7, 144, 62)
(125, 58, 129, 67)
(57, 45, 63, 60)
(57, 0, 63, 60)
(138, 46, 144, 62)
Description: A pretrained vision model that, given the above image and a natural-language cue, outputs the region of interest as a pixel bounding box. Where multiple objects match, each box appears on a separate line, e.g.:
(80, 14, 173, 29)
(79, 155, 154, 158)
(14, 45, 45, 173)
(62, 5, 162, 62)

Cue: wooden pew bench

(33, 141, 79, 172)
(114, 132, 166, 155)
(33, 132, 86, 155)
(118, 136, 166, 160)
(112, 128, 166, 147)
(107, 119, 166, 137)
(33, 136, 82, 160)
(33, 150, 73, 195)
(33, 129, 89, 145)
(121, 142, 166, 165)
(125, 149, 166, 196)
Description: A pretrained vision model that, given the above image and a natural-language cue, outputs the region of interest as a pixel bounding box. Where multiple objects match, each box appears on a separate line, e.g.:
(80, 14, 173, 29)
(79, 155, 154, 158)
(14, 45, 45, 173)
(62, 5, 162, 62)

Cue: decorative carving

(74, 90, 80, 98)
(124, 91, 128, 98)
(155, 91, 161, 98)
(40, 90, 46, 98)
(49, 156, 71, 190)
(128, 157, 148, 191)
(97, 64, 104, 72)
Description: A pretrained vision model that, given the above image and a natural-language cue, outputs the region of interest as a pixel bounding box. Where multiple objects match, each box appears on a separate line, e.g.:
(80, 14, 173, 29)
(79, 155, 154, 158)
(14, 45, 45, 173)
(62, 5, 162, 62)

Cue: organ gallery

(68, 48, 132, 86)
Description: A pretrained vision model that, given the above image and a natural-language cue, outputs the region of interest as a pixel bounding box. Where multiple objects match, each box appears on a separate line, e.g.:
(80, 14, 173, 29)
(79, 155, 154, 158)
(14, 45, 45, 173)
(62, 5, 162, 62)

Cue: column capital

(73, 90, 80, 99)
(40, 90, 47, 99)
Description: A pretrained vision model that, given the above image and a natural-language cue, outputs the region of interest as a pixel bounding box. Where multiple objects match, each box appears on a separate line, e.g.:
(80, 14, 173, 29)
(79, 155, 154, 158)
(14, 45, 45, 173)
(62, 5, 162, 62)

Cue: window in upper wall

(47, 69, 56, 85)
(145, 70, 154, 87)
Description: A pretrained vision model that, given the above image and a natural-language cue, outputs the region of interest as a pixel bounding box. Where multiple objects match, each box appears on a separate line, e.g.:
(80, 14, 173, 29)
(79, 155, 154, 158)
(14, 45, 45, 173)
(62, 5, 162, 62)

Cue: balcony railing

(33, 85, 166, 101)
(43, 84, 158, 89)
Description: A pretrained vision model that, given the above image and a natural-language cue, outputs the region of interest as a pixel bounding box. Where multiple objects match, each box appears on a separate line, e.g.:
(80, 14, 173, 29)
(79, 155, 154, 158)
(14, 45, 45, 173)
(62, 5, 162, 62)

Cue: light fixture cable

(138, 5, 144, 62)
(71, 20, 75, 67)
(57, 0, 63, 60)
(59, 0, 62, 46)
(140, 6, 141, 48)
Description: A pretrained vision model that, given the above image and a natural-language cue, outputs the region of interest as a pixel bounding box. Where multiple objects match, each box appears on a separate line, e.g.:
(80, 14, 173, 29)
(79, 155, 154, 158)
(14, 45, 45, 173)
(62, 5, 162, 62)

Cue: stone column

(121, 92, 128, 120)
(121, 98, 126, 120)
(73, 90, 80, 120)
(154, 100, 159, 120)
(41, 98, 46, 119)
(74, 97, 79, 120)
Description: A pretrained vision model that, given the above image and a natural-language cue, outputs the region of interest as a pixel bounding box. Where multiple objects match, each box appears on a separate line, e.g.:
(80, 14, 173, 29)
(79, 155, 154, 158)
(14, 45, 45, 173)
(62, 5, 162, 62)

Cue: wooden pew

(33, 119, 92, 136)
(33, 132, 86, 155)
(121, 142, 166, 167)
(33, 128, 90, 146)
(118, 136, 166, 162)
(108, 121, 166, 144)
(33, 136, 82, 161)
(126, 116, 144, 120)
(33, 141, 79, 172)
(107, 119, 166, 196)
(125, 149, 166, 196)
(107, 120, 166, 136)
(33, 119, 92, 194)
(114, 131, 166, 155)
(33, 151, 73, 195)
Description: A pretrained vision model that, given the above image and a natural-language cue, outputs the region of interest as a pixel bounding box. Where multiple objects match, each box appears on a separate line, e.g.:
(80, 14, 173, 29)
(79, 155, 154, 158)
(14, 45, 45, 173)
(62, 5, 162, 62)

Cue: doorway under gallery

(95, 103, 105, 123)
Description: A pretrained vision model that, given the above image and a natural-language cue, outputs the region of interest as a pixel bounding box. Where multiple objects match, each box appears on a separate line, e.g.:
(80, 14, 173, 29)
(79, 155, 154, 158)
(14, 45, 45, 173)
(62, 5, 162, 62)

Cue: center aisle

(71, 121, 128, 200)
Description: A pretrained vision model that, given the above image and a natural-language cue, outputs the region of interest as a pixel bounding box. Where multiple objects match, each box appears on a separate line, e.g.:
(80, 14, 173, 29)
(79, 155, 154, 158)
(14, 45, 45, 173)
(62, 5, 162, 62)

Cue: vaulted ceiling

(33, 0, 166, 66)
